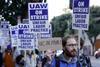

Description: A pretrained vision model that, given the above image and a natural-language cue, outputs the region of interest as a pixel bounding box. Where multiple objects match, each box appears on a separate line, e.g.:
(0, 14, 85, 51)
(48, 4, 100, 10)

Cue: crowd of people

(0, 35, 92, 67)
(0, 46, 41, 67)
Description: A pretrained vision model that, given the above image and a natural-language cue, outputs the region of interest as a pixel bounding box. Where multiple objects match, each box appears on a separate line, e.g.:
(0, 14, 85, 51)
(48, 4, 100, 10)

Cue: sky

(47, 0, 100, 22)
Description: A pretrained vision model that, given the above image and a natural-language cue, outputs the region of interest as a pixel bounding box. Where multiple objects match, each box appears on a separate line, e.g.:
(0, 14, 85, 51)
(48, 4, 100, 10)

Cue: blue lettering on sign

(29, 3, 48, 20)
(19, 25, 29, 29)
(30, 15, 48, 20)
(75, 14, 86, 18)
(18, 33, 34, 39)
(21, 40, 31, 42)
(73, 23, 87, 28)
(30, 3, 47, 9)
(75, 19, 85, 23)
(33, 25, 45, 28)
(31, 28, 48, 32)
(21, 43, 31, 45)
(32, 21, 46, 24)
(12, 31, 15, 34)
(74, 0, 89, 8)
(73, 8, 89, 14)
(30, 9, 48, 15)
(18, 29, 24, 34)
(11, 27, 18, 30)
(18, 46, 33, 49)
(18, 29, 28, 34)
(73, 0, 89, 14)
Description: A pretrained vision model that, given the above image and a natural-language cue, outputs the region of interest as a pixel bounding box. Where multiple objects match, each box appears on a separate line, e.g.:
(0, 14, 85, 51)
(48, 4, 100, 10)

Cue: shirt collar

(59, 54, 77, 63)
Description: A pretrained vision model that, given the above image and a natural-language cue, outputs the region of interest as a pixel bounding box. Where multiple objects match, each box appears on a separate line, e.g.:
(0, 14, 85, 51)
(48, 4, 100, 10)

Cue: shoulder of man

(77, 54, 92, 67)
(76, 59, 82, 67)
(51, 54, 68, 67)
(52, 55, 82, 67)
(51, 55, 60, 67)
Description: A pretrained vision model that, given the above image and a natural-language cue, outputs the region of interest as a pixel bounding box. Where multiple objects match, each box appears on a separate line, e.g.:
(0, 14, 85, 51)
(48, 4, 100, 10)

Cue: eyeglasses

(66, 44, 77, 47)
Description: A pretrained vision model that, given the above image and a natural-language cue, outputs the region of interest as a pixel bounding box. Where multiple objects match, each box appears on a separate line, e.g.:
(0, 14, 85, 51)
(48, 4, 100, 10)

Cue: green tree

(51, 13, 73, 37)
(86, 6, 100, 42)
(0, 0, 47, 25)
(51, 6, 100, 42)
(86, 6, 100, 52)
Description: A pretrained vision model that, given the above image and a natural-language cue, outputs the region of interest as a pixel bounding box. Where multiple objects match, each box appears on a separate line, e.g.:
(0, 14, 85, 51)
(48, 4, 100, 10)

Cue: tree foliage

(0, 0, 47, 25)
(51, 13, 72, 37)
(51, 6, 100, 39)
(87, 6, 100, 39)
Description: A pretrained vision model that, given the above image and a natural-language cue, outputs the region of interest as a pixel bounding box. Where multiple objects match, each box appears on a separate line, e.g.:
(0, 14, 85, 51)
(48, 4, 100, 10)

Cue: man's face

(63, 38, 77, 57)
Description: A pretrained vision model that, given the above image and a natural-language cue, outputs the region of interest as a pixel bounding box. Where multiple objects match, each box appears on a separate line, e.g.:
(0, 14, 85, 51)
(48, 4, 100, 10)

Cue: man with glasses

(51, 35, 82, 67)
